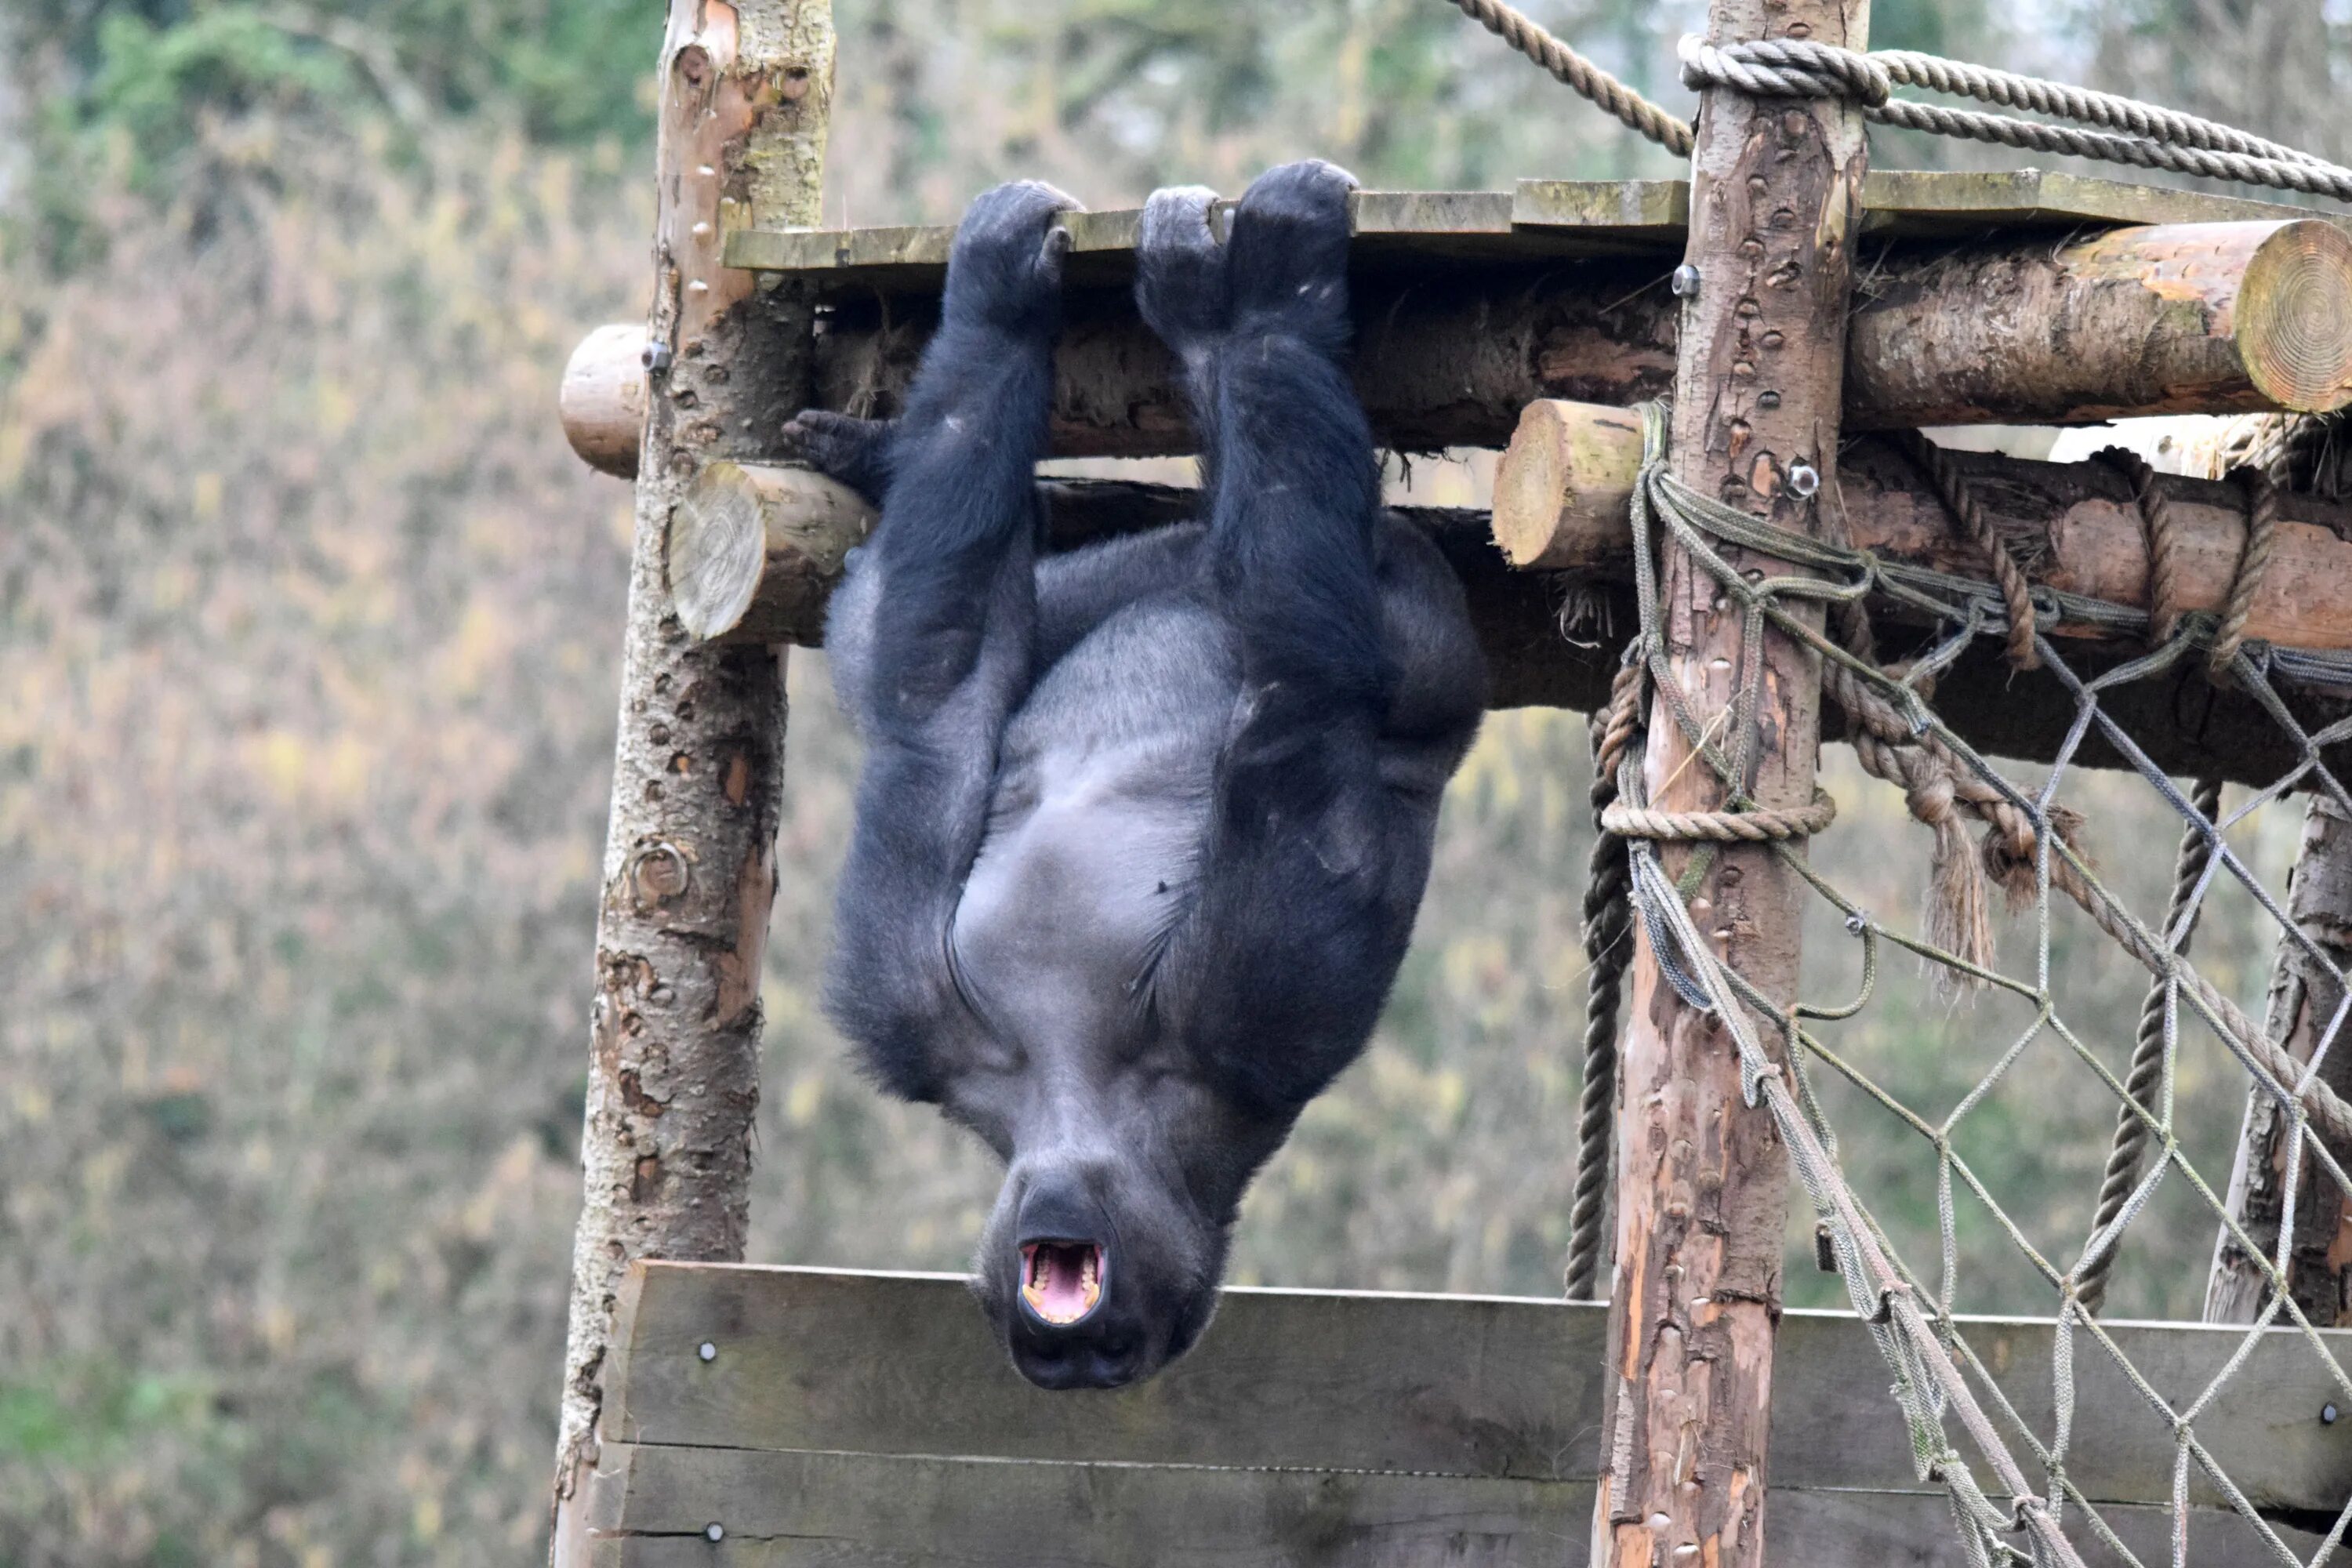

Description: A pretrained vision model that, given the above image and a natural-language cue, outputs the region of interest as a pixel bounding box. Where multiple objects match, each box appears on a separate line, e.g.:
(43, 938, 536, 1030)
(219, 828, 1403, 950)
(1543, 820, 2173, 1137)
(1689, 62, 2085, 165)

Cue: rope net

(1584, 404, 2352, 1566)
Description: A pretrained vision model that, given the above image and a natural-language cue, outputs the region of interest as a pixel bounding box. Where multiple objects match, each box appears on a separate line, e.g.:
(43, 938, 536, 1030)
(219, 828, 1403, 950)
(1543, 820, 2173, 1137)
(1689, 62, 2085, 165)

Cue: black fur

(807, 164, 1485, 1389)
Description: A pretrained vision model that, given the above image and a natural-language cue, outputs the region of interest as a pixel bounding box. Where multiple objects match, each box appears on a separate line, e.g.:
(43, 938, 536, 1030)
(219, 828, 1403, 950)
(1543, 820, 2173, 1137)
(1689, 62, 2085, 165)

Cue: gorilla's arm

(1144, 166, 1485, 1116)
(822, 183, 1074, 1101)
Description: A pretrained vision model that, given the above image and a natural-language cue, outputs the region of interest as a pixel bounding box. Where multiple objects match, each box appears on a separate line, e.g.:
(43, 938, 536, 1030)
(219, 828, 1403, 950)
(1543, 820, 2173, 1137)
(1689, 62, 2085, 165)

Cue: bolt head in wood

(1788, 459, 1821, 497)
(699, 1340, 718, 1362)
(642, 339, 675, 374)
(1671, 263, 1702, 299)
(705, 1523, 725, 1542)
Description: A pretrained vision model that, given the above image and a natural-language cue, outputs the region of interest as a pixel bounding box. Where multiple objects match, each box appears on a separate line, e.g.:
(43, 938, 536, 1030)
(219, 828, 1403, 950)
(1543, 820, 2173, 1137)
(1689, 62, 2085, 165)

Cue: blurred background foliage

(1, 0, 2344, 1561)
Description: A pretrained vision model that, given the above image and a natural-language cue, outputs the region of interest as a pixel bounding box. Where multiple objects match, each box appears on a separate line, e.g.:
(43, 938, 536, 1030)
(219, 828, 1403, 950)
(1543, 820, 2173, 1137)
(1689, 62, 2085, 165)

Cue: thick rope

(1440, 0, 1693, 154)
(1675, 34, 2352, 204)
(1566, 664, 1642, 1301)
(2096, 447, 2187, 647)
(1602, 789, 1838, 843)
(2075, 777, 2223, 1318)
(2217, 465, 2283, 678)
(1887, 431, 2041, 671)
(1438, 0, 2352, 207)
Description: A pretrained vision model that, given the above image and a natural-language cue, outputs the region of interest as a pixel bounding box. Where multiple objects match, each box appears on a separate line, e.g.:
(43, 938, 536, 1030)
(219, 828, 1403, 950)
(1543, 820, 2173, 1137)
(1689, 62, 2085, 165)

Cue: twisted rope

(1602, 789, 1838, 843)
(1440, 0, 1693, 154)
(1675, 34, 2352, 204)
(1437, 0, 2352, 206)
(2096, 447, 2186, 647)
(1566, 663, 1643, 1301)
(2076, 777, 2223, 1318)
(2216, 465, 2284, 678)
(1887, 430, 2041, 671)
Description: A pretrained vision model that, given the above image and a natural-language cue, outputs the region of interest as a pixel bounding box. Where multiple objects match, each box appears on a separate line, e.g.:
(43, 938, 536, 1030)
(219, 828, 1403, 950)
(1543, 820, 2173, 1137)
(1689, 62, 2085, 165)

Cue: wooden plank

(583, 1445, 2329, 1568)
(1859, 167, 2328, 237)
(602, 1266, 2352, 1515)
(723, 171, 2333, 288)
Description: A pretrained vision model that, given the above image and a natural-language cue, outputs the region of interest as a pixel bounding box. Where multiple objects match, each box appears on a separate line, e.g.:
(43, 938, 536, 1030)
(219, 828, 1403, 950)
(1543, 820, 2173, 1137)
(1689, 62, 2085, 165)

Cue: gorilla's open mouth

(1019, 1240, 1104, 1325)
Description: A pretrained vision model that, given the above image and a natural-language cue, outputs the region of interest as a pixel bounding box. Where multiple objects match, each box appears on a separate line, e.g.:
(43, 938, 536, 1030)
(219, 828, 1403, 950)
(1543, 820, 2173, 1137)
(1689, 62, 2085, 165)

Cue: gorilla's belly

(949, 735, 1209, 1047)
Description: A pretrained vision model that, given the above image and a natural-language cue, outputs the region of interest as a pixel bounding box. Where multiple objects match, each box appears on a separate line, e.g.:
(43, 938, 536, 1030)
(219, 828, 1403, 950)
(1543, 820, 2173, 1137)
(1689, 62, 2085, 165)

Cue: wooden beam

(549, 3, 836, 1563)
(2210, 795, 2352, 1325)
(778, 218, 2352, 459)
(1594, 3, 1869, 1564)
(1494, 397, 2352, 652)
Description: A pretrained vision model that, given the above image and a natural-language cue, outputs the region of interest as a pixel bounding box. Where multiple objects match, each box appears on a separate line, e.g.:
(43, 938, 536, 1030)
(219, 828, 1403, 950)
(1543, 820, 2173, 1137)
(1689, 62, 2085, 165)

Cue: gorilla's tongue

(1021, 1241, 1103, 1325)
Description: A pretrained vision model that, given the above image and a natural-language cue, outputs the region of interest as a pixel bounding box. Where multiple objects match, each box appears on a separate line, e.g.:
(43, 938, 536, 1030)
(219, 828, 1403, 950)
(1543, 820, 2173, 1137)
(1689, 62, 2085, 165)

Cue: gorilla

(785, 160, 1485, 1389)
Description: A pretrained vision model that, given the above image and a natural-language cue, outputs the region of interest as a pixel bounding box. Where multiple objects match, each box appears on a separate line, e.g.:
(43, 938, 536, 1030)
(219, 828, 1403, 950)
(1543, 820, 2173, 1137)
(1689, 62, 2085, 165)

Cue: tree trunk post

(1593, 2, 1868, 1564)
(2207, 793, 2352, 1326)
(550, 3, 834, 1561)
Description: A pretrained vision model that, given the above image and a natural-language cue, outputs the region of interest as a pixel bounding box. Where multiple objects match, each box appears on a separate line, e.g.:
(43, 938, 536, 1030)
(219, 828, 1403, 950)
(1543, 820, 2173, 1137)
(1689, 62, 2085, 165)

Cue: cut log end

(561, 323, 650, 478)
(668, 461, 878, 644)
(2238, 220, 2352, 415)
(670, 461, 772, 640)
(1491, 401, 1646, 568)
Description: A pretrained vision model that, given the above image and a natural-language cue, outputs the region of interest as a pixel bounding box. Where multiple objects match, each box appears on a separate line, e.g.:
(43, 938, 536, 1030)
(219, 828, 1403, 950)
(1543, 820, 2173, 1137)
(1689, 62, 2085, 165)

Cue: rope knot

(1677, 34, 1892, 105)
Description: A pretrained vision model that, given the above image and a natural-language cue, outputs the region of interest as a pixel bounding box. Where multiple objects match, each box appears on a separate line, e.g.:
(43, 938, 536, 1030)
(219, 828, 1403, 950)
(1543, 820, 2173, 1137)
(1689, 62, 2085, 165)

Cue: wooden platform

(727, 169, 2326, 289)
(577, 1264, 2352, 1566)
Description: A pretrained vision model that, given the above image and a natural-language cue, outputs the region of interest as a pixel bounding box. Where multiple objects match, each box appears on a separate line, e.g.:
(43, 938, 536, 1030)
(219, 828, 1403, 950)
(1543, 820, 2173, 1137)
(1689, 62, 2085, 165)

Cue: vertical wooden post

(1593, 2, 1869, 1565)
(550, 3, 833, 1561)
(2208, 794, 2352, 1325)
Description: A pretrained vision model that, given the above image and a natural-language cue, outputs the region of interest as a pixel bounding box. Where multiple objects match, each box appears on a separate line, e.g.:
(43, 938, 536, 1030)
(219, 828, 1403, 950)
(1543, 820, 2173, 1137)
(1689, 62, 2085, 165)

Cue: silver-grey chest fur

(951, 595, 1235, 1059)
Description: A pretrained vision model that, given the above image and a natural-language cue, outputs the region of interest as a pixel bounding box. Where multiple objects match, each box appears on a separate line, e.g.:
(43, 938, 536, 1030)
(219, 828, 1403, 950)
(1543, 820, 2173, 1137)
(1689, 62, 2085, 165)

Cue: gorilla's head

(943, 1045, 1298, 1389)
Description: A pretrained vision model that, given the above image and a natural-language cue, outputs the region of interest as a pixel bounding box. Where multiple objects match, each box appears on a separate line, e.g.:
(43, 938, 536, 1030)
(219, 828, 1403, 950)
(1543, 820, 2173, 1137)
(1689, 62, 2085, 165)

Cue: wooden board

(584, 1264, 2352, 1565)
(583, 1446, 2326, 1567)
(724, 170, 2331, 290)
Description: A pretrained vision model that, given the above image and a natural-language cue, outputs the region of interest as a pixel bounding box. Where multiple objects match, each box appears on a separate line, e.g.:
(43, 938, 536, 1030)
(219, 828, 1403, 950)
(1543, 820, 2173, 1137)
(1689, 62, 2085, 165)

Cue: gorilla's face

(944, 1051, 1294, 1389)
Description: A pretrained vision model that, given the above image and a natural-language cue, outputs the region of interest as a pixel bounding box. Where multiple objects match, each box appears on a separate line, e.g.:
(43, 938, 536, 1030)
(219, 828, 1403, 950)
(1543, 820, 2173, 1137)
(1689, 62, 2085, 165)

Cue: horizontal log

(667, 460, 876, 643)
(1494, 397, 2352, 652)
(799, 219, 2352, 458)
(561, 322, 648, 477)
(656, 452, 2352, 786)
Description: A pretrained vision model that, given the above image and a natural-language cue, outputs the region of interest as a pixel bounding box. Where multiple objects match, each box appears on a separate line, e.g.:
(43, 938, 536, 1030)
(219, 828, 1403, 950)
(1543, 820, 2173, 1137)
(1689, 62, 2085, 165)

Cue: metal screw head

(705, 1523, 725, 1542)
(698, 1341, 718, 1363)
(1670, 263, 1702, 299)
(642, 339, 676, 374)
(1788, 459, 1821, 498)
(2325, 1403, 2340, 1425)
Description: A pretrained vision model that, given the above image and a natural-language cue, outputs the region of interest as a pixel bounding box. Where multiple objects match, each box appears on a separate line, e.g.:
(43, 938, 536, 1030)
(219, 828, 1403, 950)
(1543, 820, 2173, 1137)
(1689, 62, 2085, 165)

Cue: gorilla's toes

(944, 180, 1083, 334)
(780, 410, 895, 505)
(1135, 186, 1231, 357)
(1227, 159, 1358, 336)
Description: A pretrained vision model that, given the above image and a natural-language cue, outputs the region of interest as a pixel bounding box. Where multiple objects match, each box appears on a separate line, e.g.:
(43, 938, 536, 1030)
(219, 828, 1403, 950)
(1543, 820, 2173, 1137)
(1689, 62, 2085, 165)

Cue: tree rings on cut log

(2234, 220, 2352, 413)
(561, 323, 650, 478)
(668, 461, 877, 644)
(1491, 400, 1646, 568)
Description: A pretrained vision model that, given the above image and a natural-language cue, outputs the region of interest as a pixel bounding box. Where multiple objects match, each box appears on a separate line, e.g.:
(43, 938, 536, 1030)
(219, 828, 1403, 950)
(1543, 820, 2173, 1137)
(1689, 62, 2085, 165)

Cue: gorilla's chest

(950, 735, 1210, 1046)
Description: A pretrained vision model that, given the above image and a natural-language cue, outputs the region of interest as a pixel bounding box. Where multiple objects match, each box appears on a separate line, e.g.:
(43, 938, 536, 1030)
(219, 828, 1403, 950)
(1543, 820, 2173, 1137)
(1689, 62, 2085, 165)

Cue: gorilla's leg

(822, 180, 1080, 1098)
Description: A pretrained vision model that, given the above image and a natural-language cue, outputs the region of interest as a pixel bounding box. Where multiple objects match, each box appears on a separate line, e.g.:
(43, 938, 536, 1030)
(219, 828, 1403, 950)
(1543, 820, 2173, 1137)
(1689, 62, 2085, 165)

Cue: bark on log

(2207, 795, 2352, 1327)
(551, 4, 834, 1563)
(1593, 2, 1868, 1563)
(1848, 220, 2352, 427)
(1494, 397, 2352, 652)
(561, 322, 649, 478)
(800, 218, 2352, 459)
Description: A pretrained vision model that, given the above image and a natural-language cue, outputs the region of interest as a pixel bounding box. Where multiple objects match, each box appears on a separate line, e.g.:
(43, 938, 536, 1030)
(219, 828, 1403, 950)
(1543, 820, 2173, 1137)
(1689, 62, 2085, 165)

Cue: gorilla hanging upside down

(785, 161, 1486, 1389)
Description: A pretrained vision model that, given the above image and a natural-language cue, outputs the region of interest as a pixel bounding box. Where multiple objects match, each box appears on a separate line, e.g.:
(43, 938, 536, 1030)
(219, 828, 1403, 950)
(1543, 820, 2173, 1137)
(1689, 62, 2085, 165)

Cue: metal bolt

(2325, 1403, 2340, 1425)
(705, 1523, 725, 1542)
(1670, 263, 1702, 299)
(698, 1341, 717, 1363)
(1788, 459, 1821, 497)
(642, 339, 675, 374)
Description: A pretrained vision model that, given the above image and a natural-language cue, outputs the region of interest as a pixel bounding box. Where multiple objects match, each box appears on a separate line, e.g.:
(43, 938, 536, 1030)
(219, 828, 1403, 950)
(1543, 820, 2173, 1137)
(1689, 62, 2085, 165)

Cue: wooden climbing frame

(551, 2, 2352, 1563)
